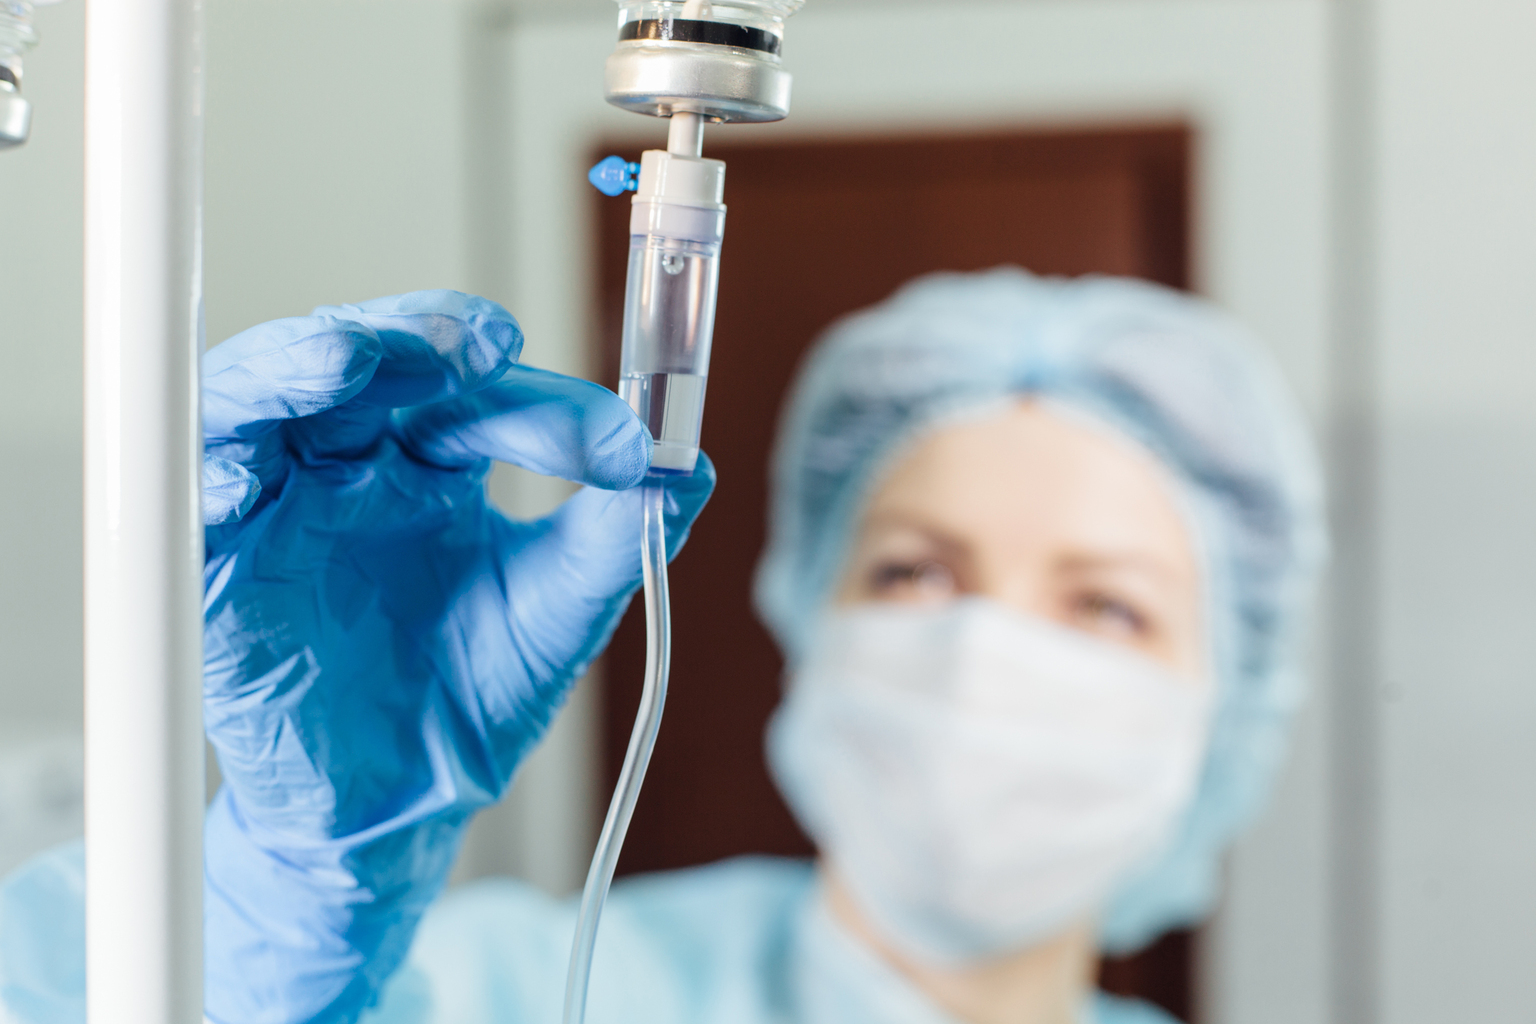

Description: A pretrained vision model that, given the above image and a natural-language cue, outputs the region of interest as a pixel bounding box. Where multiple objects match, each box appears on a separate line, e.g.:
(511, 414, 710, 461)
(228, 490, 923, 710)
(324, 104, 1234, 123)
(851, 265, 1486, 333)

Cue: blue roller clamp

(589, 155, 641, 196)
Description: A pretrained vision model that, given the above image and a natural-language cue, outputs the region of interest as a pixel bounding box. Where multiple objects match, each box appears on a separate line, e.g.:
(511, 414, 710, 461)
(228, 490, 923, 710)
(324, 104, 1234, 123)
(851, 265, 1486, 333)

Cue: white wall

(202, 0, 473, 341)
(0, 0, 87, 872)
(0, 0, 84, 734)
(1367, 0, 1536, 1020)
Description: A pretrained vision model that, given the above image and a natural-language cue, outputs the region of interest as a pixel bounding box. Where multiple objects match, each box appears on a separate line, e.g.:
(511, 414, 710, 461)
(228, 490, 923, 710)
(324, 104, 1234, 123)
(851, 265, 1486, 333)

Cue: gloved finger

(203, 317, 384, 443)
(202, 455, 262, 525)
(284, 402, 394, 465)
(505, 455, 716, 687)
(205, 433, 292, 501)
(312, 291, 523, 409)
(393, 365, 651, 490)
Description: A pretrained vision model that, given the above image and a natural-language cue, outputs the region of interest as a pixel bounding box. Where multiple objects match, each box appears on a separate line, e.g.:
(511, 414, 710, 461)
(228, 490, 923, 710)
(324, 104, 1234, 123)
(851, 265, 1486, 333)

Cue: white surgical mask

(766, 598, 1213, 963)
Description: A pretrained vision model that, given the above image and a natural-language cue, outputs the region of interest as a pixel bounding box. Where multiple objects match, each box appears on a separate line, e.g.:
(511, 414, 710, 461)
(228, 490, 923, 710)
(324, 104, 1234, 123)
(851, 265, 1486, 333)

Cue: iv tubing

(562, 483, 671, 1024)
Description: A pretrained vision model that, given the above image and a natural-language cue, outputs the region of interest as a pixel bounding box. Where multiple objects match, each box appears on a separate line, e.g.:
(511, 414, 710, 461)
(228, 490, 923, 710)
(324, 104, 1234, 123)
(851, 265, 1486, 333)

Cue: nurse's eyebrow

(859, 511, 971, 554)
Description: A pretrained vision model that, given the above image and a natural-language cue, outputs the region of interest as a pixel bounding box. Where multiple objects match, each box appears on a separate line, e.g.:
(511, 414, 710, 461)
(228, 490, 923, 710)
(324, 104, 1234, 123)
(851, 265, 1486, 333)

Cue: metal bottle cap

(605, 45, 792, 123)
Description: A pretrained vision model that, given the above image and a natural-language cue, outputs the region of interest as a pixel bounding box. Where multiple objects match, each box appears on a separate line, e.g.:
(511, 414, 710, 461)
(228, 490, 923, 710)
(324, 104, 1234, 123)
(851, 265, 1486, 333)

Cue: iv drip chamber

(619, 148, 725, 475)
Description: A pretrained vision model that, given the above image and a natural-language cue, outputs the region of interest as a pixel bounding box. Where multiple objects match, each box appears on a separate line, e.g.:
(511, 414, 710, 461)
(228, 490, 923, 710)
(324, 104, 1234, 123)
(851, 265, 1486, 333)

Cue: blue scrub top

(0, 846, 1177, 1024)
(369, 856, 1178, 1024)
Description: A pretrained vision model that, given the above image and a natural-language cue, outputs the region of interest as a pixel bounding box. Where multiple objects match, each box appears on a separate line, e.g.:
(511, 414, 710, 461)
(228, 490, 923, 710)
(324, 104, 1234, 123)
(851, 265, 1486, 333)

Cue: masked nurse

(0, 269, 1324, 1024)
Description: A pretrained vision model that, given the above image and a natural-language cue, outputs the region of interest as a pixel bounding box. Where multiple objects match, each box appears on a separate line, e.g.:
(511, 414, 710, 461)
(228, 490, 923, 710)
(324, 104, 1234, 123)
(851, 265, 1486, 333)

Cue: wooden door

(595, 126, 1197, 1020)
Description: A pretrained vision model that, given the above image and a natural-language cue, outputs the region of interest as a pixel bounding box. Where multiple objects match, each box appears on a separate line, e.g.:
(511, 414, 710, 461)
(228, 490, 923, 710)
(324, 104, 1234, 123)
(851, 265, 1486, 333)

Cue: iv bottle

(615, 0, 803, 40)
(619, 149, 725, 475)
(0, 0, 38, 148)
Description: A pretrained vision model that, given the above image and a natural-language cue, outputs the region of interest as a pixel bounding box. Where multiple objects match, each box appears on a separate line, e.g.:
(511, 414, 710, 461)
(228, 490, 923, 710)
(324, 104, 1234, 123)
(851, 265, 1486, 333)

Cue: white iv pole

(83, 0, 206, 1019)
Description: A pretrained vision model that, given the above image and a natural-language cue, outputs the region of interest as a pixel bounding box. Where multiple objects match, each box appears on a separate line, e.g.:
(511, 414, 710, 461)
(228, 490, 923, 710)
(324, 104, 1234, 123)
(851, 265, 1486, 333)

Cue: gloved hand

(197, 290, 713, 1024)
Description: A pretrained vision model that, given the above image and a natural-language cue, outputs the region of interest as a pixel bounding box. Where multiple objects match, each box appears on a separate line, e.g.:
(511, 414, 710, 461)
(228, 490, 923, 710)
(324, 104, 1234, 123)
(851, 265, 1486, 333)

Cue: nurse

(0, 270, 1323, 1024)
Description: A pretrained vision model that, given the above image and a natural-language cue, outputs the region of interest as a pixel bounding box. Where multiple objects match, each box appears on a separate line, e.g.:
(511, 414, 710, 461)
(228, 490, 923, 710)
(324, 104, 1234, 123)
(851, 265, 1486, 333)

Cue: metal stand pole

(83, 0, 205, 1020)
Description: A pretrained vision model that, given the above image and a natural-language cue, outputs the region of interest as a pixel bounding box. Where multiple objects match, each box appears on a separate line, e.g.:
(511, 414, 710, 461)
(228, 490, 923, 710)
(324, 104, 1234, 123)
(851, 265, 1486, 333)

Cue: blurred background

(1, 0, 1532, 1021)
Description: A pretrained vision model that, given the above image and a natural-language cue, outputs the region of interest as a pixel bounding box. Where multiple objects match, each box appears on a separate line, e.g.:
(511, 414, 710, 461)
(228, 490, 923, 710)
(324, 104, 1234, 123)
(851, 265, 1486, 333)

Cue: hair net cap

(753, 268, 1326, 952)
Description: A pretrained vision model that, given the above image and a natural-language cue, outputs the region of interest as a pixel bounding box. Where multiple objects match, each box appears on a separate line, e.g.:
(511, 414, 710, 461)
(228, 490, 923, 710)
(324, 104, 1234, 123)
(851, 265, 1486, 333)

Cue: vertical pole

(83, 0, 205, 1020)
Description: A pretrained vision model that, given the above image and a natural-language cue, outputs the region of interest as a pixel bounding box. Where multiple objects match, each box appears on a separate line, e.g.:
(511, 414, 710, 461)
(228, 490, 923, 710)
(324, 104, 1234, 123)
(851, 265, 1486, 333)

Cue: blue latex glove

(198, 290, 713, 1024)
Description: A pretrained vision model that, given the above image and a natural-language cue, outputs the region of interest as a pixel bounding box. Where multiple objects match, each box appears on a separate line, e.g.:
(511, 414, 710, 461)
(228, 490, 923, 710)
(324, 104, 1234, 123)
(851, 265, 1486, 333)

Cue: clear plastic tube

(562, 483, 670, 1024)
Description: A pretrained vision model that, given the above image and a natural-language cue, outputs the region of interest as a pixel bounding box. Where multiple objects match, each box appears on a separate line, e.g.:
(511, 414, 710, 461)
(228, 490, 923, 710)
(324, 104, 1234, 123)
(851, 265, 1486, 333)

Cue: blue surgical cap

(753, 268, 1326, 952)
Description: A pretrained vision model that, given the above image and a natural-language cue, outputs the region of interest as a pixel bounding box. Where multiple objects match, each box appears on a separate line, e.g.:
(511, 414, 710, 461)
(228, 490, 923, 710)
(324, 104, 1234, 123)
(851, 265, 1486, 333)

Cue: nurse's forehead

(865, 403, 1191, 552)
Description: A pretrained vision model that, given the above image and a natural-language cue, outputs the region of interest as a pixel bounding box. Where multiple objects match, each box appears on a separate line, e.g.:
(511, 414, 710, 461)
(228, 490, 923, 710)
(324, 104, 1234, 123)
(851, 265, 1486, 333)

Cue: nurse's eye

(868, 560, 956, 602)
(1068, 590, 1150, 640)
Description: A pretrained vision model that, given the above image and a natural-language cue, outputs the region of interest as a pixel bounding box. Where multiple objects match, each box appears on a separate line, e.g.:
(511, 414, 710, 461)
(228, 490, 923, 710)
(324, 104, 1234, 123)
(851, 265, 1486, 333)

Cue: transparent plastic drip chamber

(618, 149, 726, 475)
(618, 230, 720, 474)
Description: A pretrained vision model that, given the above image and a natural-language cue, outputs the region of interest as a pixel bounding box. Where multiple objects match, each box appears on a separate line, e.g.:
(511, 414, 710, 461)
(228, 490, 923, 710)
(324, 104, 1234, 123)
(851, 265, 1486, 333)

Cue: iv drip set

(566, 3, 803, 1021)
